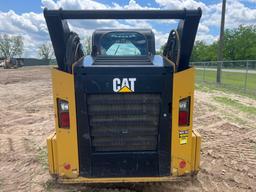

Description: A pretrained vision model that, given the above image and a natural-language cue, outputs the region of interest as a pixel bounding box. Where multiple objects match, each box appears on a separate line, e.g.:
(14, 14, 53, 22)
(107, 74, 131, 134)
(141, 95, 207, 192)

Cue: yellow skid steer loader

(44, 8, 202, 183)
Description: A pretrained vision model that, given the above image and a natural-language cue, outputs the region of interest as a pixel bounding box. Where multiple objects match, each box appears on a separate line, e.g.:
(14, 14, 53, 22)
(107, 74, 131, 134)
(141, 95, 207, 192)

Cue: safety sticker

(179, 130, 188, 145)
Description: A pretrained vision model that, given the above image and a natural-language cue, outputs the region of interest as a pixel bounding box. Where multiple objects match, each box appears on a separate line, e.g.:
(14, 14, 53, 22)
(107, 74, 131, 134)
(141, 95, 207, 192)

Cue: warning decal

(179, 130, 189, 145)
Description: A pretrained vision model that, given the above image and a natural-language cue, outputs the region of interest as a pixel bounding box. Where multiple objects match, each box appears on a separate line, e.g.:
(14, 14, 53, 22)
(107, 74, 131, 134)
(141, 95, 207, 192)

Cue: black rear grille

(87, 94, 161, 152)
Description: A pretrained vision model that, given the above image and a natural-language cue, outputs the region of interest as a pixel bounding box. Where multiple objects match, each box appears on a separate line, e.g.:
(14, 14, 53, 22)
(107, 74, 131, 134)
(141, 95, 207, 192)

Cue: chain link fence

(191, 60, 256, 95)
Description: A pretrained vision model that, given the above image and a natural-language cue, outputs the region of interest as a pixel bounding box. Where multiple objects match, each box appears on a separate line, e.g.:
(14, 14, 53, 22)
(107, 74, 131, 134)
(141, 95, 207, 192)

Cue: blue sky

(0, 0, 255, 57)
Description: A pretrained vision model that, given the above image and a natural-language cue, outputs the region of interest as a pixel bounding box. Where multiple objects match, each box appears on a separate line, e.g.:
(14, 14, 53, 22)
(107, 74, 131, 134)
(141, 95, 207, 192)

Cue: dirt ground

(0, 66, 256, 192)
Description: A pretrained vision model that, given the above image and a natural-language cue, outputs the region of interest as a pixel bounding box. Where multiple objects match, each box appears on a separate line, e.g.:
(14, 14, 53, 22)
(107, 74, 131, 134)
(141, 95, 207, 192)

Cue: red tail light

(58, 99, 70, 128)
(60, 112, 70, 127)
(179, 97, 190, 126)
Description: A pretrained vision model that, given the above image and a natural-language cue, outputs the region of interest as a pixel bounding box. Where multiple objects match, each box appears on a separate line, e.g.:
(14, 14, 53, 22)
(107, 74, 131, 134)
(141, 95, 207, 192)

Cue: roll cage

(44, 9, 202, 72)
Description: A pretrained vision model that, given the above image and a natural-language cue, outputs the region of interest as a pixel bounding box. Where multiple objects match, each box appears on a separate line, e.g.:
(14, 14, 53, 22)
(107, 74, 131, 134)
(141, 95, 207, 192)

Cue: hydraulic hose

(64, 32, 84, 73)
(162, 29, 181, 71)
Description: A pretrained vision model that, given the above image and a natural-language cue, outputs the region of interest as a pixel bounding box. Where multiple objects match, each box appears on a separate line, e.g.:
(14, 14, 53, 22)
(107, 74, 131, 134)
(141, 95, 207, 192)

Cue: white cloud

(42, 0, 109, 9)
(153, 30, 169, 49)
(0, 11, 44, 34)
(0, 0, 159, 57)
(203, 0, 256, 28)
(244, 0, 256, 3)
(41, 0, 58, 9)
(156, 0, 256, 44)
(224, 1, 256, 27)
(0, 10, 49, 57)
(113, 0, 158, 10)
(198, 23, 210, 33)
(196, 33, 218, 44)
(155, 0, 207, 10)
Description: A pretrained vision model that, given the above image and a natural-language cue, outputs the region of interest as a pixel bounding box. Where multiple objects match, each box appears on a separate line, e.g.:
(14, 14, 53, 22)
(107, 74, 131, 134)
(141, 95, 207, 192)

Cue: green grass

(213, 96, 256, 115)
(196, 69, 256, 91)
(43, 180, 55, 192)
(196, 69, 256, 99)
(195, 83, 214, 93)
(196, 82, 256, 100)
(36, 146, 48, 170)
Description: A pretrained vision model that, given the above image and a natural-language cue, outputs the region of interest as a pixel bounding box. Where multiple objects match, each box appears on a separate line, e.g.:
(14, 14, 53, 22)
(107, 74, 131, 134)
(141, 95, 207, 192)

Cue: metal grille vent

(87, 94, 161, 152)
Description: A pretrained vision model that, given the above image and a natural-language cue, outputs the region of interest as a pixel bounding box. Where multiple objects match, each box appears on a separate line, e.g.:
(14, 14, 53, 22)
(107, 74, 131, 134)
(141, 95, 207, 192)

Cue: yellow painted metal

(193, 129, 201, 172)
(47, 133, 55, 174)
(51, 68, 79, 178)
(52, 133, 58, 174)
(47, 133, 58, 175)
(191, 131, 196, 172)
(171, 67, 196, 176)
(58, 175, 190, 184)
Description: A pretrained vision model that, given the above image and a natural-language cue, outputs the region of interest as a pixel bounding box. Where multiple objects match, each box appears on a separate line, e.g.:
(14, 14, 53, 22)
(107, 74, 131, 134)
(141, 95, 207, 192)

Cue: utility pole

(217, 0, 226, 84)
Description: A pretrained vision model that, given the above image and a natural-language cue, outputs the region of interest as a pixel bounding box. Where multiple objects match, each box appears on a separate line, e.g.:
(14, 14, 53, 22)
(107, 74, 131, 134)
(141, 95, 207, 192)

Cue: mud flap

(191, 130, 201, 173)
(47, 133, 58, 175)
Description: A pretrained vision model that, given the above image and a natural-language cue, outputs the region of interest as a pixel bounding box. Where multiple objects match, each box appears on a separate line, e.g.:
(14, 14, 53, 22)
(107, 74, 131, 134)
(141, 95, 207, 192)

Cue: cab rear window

(100, 32, 148, 56)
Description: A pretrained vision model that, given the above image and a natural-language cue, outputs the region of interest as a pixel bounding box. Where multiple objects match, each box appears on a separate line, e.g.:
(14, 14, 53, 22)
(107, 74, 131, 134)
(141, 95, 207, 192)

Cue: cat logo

(113, 78, 136, 93)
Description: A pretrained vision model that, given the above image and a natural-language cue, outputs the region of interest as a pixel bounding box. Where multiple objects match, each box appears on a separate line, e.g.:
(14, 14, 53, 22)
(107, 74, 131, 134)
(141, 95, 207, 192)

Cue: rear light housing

(179, 97, 190, 126)
(57, 99, 70, 128)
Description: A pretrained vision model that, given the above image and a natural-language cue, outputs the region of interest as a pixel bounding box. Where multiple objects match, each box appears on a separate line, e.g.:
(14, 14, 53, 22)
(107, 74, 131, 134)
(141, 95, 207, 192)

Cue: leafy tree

(223, 25, 256, 60)
(0, 34, 24, 58)
(191, 41, 217, 62)
(38, 42, 54, 64)
(83, 36, 92, 55)
(156, 45, 165, 55)
(191, 25, 256, 62)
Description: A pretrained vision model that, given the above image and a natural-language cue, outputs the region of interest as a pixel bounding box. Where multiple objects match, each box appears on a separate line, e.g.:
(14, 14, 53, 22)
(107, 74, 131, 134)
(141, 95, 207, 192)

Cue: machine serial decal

(113, 78, 136, 93)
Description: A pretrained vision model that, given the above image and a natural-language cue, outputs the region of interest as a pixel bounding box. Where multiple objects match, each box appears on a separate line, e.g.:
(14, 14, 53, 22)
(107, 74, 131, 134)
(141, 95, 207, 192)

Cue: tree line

(0, 34, 92, 64)
(1, 25, 255, 62)
(191, 25, 256, 62)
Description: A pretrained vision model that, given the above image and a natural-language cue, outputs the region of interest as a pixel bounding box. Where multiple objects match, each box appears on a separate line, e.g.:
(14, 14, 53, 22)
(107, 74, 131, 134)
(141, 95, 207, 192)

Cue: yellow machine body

(47, 67, 201, 183)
